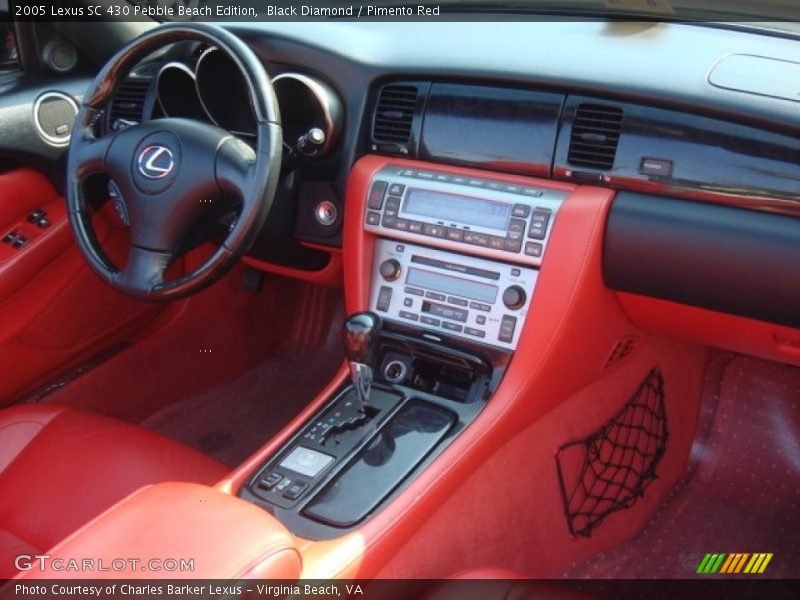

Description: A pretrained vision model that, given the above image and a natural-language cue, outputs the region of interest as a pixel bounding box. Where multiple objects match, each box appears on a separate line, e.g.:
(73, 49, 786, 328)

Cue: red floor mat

(562, 355, 800, 578)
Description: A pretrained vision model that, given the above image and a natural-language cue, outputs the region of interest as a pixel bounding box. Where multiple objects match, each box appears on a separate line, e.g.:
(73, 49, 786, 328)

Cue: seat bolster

(0, 405, 67, 473)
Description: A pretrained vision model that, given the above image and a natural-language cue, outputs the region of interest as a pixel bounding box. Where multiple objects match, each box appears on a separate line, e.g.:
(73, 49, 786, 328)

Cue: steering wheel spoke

(112, 246, 172, 296)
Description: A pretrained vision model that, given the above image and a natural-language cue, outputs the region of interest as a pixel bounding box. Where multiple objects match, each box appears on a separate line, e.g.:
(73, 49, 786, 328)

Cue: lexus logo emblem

(137, 145, 175, 179)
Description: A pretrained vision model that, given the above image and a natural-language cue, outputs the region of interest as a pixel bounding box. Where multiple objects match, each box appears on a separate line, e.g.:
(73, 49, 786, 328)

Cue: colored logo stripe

(697, 553, 773, 574)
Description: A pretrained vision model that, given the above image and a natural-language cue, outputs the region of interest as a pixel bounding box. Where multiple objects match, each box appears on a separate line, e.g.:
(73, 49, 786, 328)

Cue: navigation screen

(403, 188, 511, 231)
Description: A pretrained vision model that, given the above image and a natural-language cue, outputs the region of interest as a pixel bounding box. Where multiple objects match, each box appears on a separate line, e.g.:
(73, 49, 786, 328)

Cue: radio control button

(408, 221, 424, 233)
(395, 219, 410, 231)
(417, 171, 435, 180)
(488, 236, 506, 250)
(508, 218, 527, 234)
(446, 228, 464, 241)
(399, 311, 419, 322)
(434, 173, 451, 182)
(400, 169, 415, 177)
(487, 181, 503, 191)
(420, 316, 441, 327)
(469, 302, 491, 312)
(512, 204, 531, 218)
(464, 231, 489, 246)
(451, 176, 467, 185)
(382, 214, 397, 228)
(504, 184, 522, 194)
(504, 238, 523, 253)
(403, 298, 413, 307)
(442, 322, 463, 333)
(529, 208, 551, 240)
(427, 302, 468, 323)
(425, 292, 446, 302)
(498, 315, 518, 343)
(388, 183, 405, 196)
(384, 196, 402, 211)
(464, 327, 486, 339)
(366, 211, 381, 226)
(448, 297, 468, 307)
(368, 181, 388, 209)
(467, 178, 486, 188)
(521, 187, 543, 197)
(376, 286, 393, 311)
(502, 285, 527, 310)
(524, 242, 543, 257)
(379, 259, 402, 281)
(423, 224, 445, 237)
(527, 223, 546, 240)
(476, 315, 487, 325)
(405, 287, 424, 296)
(508, 230, 523, 242)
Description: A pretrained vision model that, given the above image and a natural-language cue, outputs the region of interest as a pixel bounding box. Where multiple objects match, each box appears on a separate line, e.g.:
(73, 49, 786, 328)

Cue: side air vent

(371, 82, 428, 156)
(567, 103, 624, 170)
(109, 77, 150, 128)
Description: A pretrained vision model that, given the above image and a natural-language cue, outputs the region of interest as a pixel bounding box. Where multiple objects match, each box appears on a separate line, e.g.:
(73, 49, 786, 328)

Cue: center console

(240, 158, 568, 540)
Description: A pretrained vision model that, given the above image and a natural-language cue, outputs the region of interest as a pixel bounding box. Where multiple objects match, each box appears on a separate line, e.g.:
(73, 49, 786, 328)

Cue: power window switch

(27, 209, 46, 223)
(2, 232, 17, 244)
(37, 218, 51, 229)
(11, 236, 28, 249)
(283, 482, 308, 501)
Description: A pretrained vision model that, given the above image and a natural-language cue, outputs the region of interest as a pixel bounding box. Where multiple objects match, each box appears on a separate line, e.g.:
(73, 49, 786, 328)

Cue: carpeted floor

(562, 355, 800, 578)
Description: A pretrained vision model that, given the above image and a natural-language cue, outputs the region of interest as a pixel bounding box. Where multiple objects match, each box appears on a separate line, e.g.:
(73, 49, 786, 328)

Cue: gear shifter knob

(343, 312, 382, 412)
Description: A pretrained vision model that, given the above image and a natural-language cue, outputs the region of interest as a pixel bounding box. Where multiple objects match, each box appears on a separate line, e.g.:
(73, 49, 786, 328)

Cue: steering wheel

(67, 23, 282, 301)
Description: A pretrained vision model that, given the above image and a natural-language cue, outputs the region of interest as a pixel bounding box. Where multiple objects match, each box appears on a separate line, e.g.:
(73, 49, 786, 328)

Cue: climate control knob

(379, 259, 402, 281)
(502, 285, 526, 310)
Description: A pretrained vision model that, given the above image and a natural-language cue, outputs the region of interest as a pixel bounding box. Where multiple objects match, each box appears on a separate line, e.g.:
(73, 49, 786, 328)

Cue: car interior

(0, 5, 799, 595)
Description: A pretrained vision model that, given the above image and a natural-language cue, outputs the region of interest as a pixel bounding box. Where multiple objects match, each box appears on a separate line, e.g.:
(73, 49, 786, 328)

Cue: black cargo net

(555, 368, 668, 538)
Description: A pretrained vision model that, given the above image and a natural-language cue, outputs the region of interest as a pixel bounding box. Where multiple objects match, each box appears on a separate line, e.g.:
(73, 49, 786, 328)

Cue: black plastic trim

(604, 191, 800, 329)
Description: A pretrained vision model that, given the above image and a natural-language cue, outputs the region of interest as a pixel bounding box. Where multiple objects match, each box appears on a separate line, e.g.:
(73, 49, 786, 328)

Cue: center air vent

(371, 82, 427, 155)
(109, 77, 150, 129)
(567, 103, 624, 171)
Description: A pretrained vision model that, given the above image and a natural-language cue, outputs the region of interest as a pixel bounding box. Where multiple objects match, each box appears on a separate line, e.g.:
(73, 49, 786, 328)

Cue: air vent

(109, 77, 150, 127)
(567, 103, 624, 171)
(372, 84, 418, 146)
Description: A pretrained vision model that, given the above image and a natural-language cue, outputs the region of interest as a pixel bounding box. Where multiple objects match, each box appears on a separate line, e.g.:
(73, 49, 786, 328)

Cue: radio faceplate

(364, 165, 567, 266)
(370, 238, 538, 350)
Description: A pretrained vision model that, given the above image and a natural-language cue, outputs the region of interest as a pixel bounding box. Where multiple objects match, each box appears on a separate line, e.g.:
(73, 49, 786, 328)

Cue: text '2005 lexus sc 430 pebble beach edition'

(0, 1, 798, 599)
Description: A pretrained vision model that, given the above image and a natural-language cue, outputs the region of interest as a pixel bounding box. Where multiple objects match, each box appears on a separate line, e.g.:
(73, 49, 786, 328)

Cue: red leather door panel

(0, 168, 161, 405)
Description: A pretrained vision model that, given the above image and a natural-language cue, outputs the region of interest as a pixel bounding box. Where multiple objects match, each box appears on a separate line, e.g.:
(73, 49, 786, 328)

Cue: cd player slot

(410, 255, 501, 280)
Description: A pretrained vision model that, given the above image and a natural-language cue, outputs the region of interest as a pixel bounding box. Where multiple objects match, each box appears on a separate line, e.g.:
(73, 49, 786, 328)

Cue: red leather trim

(225, 156, 644, 579)
(616, 291, 800, 366)
(242, 253, 343, 287)
(15, 483, 301, 580)
(0, 406, 228, 566)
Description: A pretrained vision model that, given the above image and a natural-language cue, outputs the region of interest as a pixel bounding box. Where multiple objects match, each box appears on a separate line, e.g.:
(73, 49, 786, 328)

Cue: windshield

(126, 0, 800, 32)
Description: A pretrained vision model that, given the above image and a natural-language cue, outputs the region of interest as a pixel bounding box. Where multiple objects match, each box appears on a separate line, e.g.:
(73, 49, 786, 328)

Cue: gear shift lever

(343, 311, 381, 413)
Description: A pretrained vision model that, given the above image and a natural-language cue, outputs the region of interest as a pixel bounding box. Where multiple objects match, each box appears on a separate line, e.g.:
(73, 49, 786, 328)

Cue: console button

(274, 478, 293, 493)
(425, 291, 446, 302)
(498, 315, 518, 343)
(423, 224, 445, 238)
(399, 311, 419, 322)
(434, 173, 451, 182)
(388, 183, 405, 196)
(442, 321, 463, 333)
(521, 187, 543, 197)
(384, 196, 402, 211)
(529, 208, 551, 240)
(368, 181, 387, 209)
(502, 285, 527, 310)
(512, 204, 531, 218)
(257, 472, 283, 490)
(464, 327, 486, 338)
(427, 303, 468, 323)
(395, 219, 410, 231)
(451, 176, 468, 185)
(467, 178, 485, 188)
(464, 231, 488, 246)
(405, 287, 424, 296)
(504, 238, 523, 253)
(469, 301, 491, 312)
(486, 181, 503, 191)
(400, 169, 415, 177)
(403, 297, 413, 307)
(488, 236, 506, 250)
(376, 286, 393, 312)
(504, 184, 522, 194)
(366, 211, 381, 225)
(420, 316, 441, 327)
(525, 242, 543, 257)
(381, 214, 397, 228)
(448, 297, 468, 307)
(508, 218, 527, 234)
(446, 228, 464, 242)
(408, 221, 424, 233)
(417, 171, 435, 180)
(283, 482, 308, 500)
(476, 315, 487, 325)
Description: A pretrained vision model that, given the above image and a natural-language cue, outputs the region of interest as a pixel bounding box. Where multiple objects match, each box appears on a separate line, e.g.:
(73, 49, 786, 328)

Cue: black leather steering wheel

(67, 23, 281, 301)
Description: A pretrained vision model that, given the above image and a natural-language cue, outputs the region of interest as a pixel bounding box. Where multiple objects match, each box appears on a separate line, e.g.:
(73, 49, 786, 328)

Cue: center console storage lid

(15, 482, 301, 580)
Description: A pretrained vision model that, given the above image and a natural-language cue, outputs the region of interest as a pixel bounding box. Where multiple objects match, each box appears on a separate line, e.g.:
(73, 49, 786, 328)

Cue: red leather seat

(0, 404, 228, 578)
(427, 569, 596, 600)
